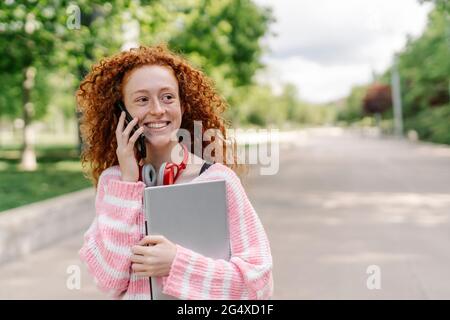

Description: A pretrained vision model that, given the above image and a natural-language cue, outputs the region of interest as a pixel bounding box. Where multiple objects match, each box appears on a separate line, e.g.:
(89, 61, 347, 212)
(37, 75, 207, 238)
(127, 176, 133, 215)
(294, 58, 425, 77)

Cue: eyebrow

(132, 87, 177, 95)
(132, 89, 149, 95)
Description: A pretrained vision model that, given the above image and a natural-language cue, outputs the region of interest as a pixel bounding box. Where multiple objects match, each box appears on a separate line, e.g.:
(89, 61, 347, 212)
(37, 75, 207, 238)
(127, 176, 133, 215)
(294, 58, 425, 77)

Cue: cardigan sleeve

(78, 167, 146, 298)
(162, 166, 274, 300)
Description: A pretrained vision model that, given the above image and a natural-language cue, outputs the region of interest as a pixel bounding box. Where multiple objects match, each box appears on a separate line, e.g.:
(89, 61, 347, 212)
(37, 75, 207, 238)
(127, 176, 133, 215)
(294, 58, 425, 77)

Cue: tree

(363, 83, 392, 115)
(1, 0, 274, 165)
(396, 7, 450, 117)
(362, 83, 392, 127)
(0, 0, 68, 170)
(168, 0, 273, 87)
(0, 1, 167, 161)
(167, 0, 274, 124)
(375, 3, 450, 144)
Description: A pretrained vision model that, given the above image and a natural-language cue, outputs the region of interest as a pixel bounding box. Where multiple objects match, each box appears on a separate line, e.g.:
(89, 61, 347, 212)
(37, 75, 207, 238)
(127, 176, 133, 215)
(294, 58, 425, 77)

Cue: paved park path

(1, 128, 450, 299)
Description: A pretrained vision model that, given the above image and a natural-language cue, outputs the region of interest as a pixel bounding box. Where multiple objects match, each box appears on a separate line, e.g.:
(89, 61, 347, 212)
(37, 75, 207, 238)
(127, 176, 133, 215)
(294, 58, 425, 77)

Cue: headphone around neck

(139, 143, 189, 187)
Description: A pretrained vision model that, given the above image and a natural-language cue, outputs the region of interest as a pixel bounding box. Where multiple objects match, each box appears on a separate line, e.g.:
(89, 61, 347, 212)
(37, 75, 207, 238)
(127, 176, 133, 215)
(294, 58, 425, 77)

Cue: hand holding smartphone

(116, 101, 147, 160)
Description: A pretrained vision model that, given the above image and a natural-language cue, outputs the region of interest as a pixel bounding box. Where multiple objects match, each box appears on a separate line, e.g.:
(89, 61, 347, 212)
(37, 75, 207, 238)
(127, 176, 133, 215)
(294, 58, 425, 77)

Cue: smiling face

(122, 64, 183, 150)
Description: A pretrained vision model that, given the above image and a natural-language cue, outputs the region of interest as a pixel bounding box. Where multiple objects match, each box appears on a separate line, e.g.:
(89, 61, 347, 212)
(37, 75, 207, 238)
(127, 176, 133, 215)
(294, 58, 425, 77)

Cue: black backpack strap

(199, 162, 213, 176)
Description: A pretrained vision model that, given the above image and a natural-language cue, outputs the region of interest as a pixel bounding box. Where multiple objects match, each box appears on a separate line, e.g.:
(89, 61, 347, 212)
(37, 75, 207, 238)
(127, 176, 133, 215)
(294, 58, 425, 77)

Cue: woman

(77, 44, 273, 300)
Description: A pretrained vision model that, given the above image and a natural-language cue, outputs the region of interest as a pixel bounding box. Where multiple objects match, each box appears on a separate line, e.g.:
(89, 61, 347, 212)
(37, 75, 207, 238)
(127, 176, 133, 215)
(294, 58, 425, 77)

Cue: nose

(148, 99, 165, 116)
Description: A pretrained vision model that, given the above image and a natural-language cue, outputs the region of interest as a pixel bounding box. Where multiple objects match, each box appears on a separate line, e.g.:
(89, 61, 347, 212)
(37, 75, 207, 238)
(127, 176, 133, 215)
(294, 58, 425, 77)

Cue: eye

(135, 97, 149, 103)
(162, 94, 175, 103)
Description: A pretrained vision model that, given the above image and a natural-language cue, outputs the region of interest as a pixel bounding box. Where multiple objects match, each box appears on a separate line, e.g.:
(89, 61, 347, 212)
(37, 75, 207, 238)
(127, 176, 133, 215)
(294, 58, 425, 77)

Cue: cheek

(130, 107, 146, 119)
(171, 105, 183, 123)
(140, 107, 150, 115)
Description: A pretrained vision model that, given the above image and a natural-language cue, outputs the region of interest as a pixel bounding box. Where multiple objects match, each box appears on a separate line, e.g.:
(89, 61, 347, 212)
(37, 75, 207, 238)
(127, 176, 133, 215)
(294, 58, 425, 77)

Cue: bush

(405, 104, 450, 144)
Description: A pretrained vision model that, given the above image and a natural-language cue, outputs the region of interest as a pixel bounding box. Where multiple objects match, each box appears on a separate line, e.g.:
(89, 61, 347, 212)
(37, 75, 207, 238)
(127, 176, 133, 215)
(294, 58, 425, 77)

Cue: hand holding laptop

(130, 235, 177, 277)
(143, 179, 229, 300)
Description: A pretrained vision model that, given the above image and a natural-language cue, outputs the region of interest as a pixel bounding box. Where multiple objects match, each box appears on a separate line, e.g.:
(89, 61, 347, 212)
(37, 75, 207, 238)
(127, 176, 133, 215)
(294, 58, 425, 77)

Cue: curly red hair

(76, 44, 243, 187)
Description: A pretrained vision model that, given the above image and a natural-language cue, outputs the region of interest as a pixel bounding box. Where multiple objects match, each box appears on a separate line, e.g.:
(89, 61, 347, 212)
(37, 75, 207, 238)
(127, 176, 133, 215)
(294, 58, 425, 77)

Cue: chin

(145, 134, 175, 149)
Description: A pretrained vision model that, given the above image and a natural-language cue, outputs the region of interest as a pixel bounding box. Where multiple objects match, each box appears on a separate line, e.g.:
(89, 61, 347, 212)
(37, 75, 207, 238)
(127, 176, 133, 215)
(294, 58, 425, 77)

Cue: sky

(253, 0, 433, 104)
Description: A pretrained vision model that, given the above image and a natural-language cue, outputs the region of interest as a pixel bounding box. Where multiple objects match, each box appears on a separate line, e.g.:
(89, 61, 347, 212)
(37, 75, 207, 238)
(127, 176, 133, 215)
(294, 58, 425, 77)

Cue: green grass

(0, 145, 92, 212)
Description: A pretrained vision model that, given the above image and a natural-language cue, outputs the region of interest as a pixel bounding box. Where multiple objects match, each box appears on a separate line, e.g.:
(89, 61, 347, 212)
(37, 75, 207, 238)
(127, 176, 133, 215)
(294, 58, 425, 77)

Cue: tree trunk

(76, 63, 87, 157)
(374, 112, 381, 128)
(20, 66, 37, 171)
(76, 110, 83, 156)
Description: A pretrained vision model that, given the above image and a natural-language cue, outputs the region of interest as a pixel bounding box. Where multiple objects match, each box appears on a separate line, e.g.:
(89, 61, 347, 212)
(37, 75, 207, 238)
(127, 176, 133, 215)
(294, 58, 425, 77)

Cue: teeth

(147, 122, 168, 129)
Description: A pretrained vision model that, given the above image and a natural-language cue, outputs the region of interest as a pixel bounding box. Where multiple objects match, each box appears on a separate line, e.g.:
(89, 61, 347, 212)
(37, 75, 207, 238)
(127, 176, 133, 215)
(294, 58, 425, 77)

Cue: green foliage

(0, 0, 60, 72)
(337, 85, 368, 122)
(0, 0, 158, 121)
(397, 8, 450, 117)
(231, 83, 334, 128)
(404, 104, 450, 144)
(0, 71, 22, 118)
(0, 0, 63, 120)
(338, 4, 450, 145)
(168, 0, 274, 88)
(391, 5, 450, 144)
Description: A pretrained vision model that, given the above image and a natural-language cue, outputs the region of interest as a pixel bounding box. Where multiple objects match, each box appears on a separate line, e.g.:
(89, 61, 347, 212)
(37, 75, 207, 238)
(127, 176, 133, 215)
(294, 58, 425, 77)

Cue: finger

(115, 111, 125, 136)
(138, 235, 165, 246)
(131, 245, 149, 255)
(122, 117, 139, 140)
(128, 126, 145, 147)
(115, 112, 126, 146)
(130, 254, 146, 264)
(131, 263, 147, 272)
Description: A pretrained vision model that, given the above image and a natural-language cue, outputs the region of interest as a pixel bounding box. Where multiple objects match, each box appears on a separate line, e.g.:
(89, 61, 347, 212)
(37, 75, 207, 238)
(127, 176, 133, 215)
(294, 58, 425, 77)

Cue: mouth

(144, 121, 171, 130)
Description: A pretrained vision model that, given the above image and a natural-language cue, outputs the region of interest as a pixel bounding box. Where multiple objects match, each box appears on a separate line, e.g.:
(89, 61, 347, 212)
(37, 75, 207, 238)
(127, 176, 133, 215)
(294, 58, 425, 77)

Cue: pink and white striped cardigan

(79, 163, 274, 300)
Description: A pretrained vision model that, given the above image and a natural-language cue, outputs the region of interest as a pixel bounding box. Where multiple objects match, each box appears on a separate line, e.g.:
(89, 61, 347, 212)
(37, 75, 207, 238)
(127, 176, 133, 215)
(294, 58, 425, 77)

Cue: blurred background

(0, 0, 449, 299)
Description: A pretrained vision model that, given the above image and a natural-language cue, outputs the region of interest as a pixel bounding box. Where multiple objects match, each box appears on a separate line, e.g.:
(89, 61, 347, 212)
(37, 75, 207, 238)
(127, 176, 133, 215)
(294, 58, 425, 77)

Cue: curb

(0, 188, 95, 265)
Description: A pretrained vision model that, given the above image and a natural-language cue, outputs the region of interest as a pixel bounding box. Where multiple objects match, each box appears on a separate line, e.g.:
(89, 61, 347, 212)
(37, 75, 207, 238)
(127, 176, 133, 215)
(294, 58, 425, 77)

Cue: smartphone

(115, 101, 147, 159)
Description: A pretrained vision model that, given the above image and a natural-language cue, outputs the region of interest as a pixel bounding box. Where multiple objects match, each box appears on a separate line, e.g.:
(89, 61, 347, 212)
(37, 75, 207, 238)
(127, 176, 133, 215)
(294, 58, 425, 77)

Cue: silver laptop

(143, 179, 230, 300)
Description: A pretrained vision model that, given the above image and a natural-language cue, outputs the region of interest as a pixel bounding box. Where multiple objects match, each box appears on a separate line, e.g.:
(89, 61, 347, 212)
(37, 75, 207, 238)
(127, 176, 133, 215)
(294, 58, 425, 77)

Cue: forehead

(122, 65, 179, 92)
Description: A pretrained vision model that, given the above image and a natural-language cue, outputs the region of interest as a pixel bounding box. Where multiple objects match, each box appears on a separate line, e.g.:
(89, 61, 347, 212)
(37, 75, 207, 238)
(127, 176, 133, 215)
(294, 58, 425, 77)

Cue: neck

(142, 141, 184, 172)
